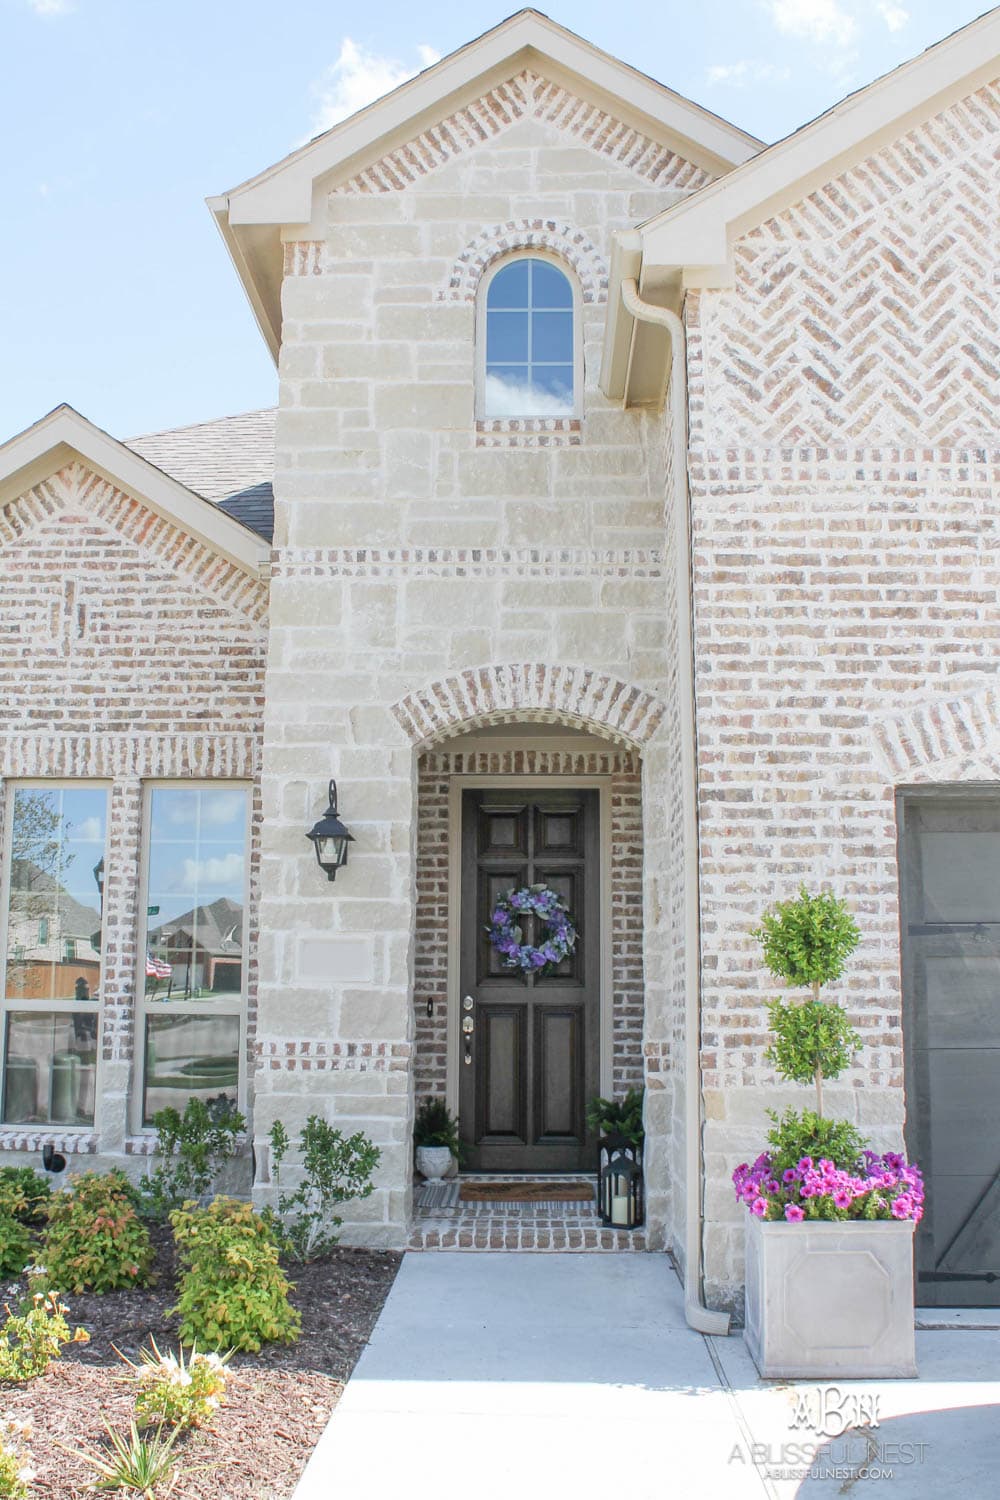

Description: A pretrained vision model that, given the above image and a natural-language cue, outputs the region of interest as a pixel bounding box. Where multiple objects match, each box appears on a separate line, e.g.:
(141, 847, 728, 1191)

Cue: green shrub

(752, 885, 860, 992)
(170, 1198, 300, 1351)
(586, 1087, 645, 1147)
(0, 1168, 52, 1226)
(130, 1339, 230, 1431)
(137, 1097, 246, 1221)
(269, 1116, 380, 1261)
(43, 1171, 153, 1294)
(412, 1098, 464, 1160)
(0, 1418, 33, 1499)
(765, 997, 861, 1090)
(0, 1213, 34, 1280)
(0, 1290, 89, 1382)
(765, 1108, 869, 1179)
(753, 886, 862, 1116)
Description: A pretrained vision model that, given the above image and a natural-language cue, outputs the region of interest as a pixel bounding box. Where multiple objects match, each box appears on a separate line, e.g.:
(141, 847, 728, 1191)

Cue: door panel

(459, 787, 600, 1172)
(899, 796, 1000, 1306)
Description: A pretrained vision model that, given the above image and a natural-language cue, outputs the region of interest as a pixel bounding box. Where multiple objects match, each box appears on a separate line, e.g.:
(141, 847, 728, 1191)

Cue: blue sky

(0, 0, 990, 441)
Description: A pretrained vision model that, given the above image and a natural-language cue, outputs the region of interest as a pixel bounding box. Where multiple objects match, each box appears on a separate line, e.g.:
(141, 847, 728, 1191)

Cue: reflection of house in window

(146, 897, 243, 1000)
(5, 860, 101, 1002)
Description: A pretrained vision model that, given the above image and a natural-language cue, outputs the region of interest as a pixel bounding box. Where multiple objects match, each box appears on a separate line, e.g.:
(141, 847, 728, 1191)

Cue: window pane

(532, 366, 575, 408)
(3, 1011, 98, 1125)
(145, 787, 247, 1003)
(532, 310, 573, 363)
(5, 787, 106, 1004)
(143, 1013, 240, 1123)
(487, 260, 530, 308)
(531, 260, 573, 308)
(484, 367, 536, 416)
(487, 309, 529, 363)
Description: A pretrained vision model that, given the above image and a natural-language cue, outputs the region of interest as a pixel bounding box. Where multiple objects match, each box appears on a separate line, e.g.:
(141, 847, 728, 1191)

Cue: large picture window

(1, 785, 105, 1126)
(480, 256, 579, 418)
(139, 785, 248, 1125)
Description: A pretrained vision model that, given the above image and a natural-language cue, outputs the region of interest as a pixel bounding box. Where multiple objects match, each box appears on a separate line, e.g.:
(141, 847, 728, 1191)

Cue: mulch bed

(2, 1228, 401, 1498)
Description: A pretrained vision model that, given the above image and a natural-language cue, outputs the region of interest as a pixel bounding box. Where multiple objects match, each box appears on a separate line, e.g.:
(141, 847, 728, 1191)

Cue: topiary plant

(412, 1098, 465, 1161)
(42, 1171, 153, 1294)
(585, 1087, 645, 1148)
(170, 1197, 300, 1352)
(753, 885, 862, 1116)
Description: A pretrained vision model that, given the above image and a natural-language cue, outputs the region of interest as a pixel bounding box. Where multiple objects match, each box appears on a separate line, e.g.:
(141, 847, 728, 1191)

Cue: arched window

(479, 256, 579, 418)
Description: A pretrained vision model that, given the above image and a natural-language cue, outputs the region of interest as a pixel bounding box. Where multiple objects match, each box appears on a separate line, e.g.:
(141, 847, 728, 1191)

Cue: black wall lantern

(598, 1132, 644, 1229)
(306, 780, 355, 881)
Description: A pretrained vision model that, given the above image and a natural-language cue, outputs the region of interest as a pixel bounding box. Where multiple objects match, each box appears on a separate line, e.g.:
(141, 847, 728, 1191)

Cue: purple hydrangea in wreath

(487, 883, 577, 976)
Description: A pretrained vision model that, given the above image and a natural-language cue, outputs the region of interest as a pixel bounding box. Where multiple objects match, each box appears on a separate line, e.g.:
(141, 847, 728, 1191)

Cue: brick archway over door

(391, 665, 667, 749)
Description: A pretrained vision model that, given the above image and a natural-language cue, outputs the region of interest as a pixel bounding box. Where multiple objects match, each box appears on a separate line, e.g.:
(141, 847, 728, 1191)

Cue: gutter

(620, 278, 731, 1338)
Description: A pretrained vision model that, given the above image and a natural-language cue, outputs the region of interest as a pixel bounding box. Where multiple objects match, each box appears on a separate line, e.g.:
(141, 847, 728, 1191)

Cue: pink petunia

(751, 1197, 768, 1218)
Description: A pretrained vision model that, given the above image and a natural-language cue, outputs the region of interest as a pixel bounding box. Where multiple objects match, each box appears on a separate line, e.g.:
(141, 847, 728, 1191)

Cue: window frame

(132, 779, 251, 1134)
(475, 250, 583, 421)
(0, 779, 108, 1130)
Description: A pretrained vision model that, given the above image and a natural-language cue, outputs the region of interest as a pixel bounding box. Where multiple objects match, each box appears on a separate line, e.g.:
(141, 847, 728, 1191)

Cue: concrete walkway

(293, 1253, 1000, 1500)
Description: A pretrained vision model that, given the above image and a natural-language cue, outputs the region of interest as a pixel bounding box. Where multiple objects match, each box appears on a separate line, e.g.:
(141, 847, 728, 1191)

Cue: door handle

(462, 998, 474, 1064)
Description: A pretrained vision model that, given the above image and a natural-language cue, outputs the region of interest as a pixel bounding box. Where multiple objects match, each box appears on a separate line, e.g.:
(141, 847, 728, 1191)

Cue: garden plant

(268, 1115, 381, 1262)
(170, 1197, 301, 1351)
(735, 885, 923, 1225)
(43, 1170, 153, 1294)
(0, 1290, 89, 1382)
(412, 1098, 464, 1162)
(127, 1339, 231, 1431)
(586, 1086, 645, 1148)
(137, 1096, 246, 1220)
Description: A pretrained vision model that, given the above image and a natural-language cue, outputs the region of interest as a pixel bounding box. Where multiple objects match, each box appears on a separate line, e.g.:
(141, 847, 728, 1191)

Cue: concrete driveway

(293, 1253, 1000, 1499)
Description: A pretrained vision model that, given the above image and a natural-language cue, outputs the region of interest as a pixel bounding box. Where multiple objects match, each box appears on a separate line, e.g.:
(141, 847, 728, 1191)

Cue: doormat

(459, 1181, 594, 1203)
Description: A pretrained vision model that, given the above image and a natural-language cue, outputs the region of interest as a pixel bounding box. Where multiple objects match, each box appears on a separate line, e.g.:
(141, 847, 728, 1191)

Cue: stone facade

(0, 461, 267, 1167)
(689, 78, 1000, 1309)
(252, 66, 716, 1248)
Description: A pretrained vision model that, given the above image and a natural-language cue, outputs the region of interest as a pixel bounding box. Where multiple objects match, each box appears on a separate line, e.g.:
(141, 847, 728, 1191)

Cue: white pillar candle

(611, 1193, 630, 1226)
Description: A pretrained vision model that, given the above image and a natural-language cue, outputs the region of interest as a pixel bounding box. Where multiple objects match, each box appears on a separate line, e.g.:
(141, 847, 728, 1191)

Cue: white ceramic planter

(415, 1145, 454, 1183)
(744, 1214, 917, 1378)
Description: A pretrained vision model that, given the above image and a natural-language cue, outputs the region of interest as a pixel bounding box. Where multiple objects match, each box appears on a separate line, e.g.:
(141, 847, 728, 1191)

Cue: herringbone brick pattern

(697, 81, 1000, 451)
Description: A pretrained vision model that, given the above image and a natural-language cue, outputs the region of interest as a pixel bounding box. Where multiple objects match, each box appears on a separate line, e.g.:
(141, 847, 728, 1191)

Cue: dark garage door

(898, 794, 1000, 1307)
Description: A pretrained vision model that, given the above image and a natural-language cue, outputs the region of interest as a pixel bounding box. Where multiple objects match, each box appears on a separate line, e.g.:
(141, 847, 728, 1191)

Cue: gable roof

(603, 6, 1000, 403)
(0, 405, 270, 575)
(209, 9, 761, 361)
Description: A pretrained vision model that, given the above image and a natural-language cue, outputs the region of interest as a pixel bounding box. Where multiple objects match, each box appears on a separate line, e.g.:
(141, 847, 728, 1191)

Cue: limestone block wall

(0, 462, 267, 1168)
(686, 80, 1000, 1310)
(255, 70, 711, 1246)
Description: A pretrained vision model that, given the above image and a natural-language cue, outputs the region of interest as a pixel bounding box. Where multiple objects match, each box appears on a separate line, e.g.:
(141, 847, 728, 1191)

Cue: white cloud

(764, 0, 857, 47)
(706, 59, 792, 87)
(27, 1, 75, 15)
(309, 38, 440, 136)
(875, 1, 909, 32)
(74, 817, 103, 842)
(484, 375, 574, 419)
(167, 790, 245, 829)
(182, 852, 244, 890)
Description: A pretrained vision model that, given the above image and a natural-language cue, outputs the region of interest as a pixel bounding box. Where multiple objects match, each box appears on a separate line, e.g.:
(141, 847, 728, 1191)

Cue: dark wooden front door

(459, 788, 600, 1172)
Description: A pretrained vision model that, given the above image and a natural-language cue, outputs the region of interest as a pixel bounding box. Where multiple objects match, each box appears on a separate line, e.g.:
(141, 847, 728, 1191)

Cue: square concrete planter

(744, 1214, 917, 1378)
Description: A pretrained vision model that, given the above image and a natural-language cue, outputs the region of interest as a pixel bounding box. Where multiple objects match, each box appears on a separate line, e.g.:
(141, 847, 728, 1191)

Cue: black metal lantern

(306, 780, 355, 881)
(599, 1132, 644, 1229)
(93, 857, 105, 909)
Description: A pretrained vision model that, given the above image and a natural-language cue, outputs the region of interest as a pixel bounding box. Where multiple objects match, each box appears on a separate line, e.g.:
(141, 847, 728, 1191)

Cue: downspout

(621, 278, 731, 1337)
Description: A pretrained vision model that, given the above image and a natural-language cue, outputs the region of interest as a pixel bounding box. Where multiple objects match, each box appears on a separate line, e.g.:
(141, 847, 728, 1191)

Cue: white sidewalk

(293, 1253, 1000, 1500)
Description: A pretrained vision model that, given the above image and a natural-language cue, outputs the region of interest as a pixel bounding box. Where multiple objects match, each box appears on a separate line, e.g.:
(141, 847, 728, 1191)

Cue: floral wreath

(486, 883, 577, 975)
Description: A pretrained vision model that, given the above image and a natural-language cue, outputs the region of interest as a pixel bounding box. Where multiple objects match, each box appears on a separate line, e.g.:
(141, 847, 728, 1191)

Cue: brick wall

(686, 79, 1000, 1309)
(0, 461, 267, 1164)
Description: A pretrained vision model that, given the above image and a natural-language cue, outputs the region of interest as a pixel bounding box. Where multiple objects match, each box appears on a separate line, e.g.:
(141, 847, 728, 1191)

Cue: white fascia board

(219, 11, 761, 228)
(0, 406, 269, 576)
(640, 10, 1000, 277)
